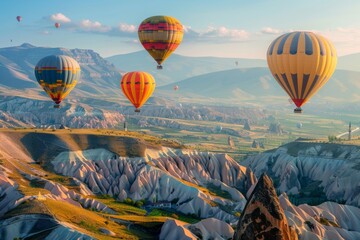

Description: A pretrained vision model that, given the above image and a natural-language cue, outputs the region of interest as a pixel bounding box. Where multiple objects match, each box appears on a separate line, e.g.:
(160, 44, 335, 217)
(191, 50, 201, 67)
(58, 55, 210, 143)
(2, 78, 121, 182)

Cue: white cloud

(261, 27, 282, 35)
(79, 19, 111, 32)
(186, 26, 249, 42)
(258, 27, 360, 56)
(118, 23, 137, 33)
(50, 13, 71, 23)
(314, 28, 360, 56)
(212, 26, 248, 39)
(183, 25, 192, 33)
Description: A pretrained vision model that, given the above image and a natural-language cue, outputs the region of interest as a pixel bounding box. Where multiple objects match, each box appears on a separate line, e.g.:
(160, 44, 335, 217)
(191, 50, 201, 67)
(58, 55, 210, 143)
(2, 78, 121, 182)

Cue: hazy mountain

(158, 68, 360, 106)
(337, 53, 360, 72)
(0, 43, 121, 100)
(106, 51, 267, 86)
(1, 44, 359, 114)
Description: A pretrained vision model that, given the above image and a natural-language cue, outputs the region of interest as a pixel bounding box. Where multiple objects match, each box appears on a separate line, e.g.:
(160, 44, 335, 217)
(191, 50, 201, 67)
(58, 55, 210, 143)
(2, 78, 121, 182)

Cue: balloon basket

(294, 107, 302, 113)
(157, 65, 163, 70)
(135, 109, 140, 113)
(54, 104, 60, 109)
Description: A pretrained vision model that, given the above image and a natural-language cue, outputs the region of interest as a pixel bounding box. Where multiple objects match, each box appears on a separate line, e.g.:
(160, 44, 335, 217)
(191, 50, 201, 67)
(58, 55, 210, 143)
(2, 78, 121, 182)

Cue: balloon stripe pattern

(35, 55, 80, 106)
(267, 31, 337, 108)
(121, 71, 156, 111)
(138, 16, 183, 66)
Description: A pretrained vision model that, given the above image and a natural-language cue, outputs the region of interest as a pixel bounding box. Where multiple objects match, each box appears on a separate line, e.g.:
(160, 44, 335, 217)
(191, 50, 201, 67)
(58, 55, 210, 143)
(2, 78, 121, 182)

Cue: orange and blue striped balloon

(35, 55, 80, 108)
(138, 16, 183, 69)
(120, 71, 156, 112)
(267, 31, 337, 113)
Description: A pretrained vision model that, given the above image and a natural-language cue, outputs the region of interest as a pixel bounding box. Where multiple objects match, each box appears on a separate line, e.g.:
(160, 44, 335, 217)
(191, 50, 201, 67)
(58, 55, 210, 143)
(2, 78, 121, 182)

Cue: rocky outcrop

(142, 117, 250, 138)
(121, 105, 266, 125)
(252, 140, 260, 148)
(228, 136, 235, 148)
(269, 122, 284, 135)
(22, 172, 115, 214)
(0, 166, 24, 217)
(244, 119, 251, 131)
(160, 218, 234, 240)
(0, 214, 94, 240)
(0, 98, 125, 128)
(252, 140, 262, 149)
(44, 181, 116, 214)
(279, 194, 360, 240)
(51, 148, 252, 223)
(160, 189, 360, 240)
(233, 174, 298, 240)
(159, 220, 197, 240)
(242, 142, 360, 207)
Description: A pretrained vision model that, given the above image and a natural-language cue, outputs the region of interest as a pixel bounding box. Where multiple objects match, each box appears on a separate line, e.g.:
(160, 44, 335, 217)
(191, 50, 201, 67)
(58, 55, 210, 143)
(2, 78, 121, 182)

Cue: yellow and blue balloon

(267, 31, 337, 113)
(34, 55, 80, 108)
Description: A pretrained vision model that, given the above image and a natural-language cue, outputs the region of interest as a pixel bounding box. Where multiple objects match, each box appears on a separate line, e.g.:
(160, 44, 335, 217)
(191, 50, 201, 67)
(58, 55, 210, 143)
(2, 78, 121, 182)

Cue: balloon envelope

(267, 31, 337, 112)
(34, 55, 80, 108)
(120, 71, 156, 112)
(138, 16, 183, 69)
(55, 23, 60, 28)
(16, 16, 22, 22)
(174, 85, 179, 91)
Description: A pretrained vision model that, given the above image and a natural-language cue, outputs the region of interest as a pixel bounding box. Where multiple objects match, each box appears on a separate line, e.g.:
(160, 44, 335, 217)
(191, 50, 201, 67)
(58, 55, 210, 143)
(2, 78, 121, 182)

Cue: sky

(1, 0, 360, 59)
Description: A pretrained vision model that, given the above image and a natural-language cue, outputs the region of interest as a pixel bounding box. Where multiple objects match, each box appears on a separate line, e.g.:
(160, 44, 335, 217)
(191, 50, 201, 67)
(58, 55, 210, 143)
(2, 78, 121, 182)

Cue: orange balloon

(120, 71, 156, 112)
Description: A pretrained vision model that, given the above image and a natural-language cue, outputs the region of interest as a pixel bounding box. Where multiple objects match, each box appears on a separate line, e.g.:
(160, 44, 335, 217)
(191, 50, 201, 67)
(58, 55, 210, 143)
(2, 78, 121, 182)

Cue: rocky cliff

(0, 43, 120, 98)
(51, 148, 253, 223)
(0, 97, 124, 128)
(242, 142, 360, 207)
(0, 214, 94, 240)
(233, 174, 298, 240)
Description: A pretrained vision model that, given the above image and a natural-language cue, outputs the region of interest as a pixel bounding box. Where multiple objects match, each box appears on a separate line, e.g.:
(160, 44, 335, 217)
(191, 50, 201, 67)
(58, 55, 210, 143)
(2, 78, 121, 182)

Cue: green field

(120, 109, 357, 162)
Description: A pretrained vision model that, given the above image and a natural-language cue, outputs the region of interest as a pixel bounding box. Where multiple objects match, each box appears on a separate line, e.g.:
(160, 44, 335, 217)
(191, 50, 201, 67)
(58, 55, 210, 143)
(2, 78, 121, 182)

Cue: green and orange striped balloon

(120, 71, 156, 112)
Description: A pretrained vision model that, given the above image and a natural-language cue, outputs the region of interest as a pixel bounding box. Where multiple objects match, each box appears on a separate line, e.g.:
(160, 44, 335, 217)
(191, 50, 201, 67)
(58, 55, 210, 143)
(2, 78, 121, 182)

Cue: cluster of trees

(123, 197, 145, 208)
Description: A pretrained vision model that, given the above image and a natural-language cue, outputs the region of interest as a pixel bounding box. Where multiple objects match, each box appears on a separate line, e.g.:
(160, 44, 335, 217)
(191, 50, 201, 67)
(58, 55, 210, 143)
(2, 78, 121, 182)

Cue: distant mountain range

(106, 51, 267, 86)
(158, 67, 360, 106)
(0, 43, 121, 101)
(337, 53, 360, 72)
(0, 43, 359, 109)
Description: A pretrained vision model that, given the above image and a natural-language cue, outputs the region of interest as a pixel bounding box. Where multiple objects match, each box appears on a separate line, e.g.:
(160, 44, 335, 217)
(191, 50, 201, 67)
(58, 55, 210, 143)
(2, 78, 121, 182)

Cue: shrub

(170, 213, 179, 219)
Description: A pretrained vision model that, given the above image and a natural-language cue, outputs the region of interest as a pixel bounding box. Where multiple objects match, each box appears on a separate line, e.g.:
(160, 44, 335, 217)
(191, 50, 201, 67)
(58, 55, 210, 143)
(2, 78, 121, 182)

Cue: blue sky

(1, 0, 360, 58)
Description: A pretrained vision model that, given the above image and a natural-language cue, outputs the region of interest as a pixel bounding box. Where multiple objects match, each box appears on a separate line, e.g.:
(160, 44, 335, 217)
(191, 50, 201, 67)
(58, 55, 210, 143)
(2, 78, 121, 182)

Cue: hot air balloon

(55, 22, 60, 28)
(296, 122, 303, 129)
(16, 16, 22, 22)
(138, 16, 183, 69)
(34, 55, 80, 108)
(267, 31, 337, 113)
(120, 71, 156, 112)
(174, 85, 179, 91)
